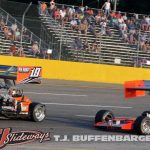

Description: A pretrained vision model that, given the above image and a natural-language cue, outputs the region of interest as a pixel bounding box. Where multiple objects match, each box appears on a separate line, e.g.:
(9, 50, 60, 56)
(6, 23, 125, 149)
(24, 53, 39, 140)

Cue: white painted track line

(43, 103, 132, 109)
(24, 92, 87, 97)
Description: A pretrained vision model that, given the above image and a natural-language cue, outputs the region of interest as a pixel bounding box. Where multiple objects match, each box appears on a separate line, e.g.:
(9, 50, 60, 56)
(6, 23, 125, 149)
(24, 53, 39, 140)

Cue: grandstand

(0, 1, 149, 68)
(39, 1, 150, 67)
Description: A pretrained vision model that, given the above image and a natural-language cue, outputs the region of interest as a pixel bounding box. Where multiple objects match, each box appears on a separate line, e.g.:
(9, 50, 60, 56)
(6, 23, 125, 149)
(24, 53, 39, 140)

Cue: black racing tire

(95, 110, 114, 124)
(134, 116, 150, 135)
(142, 111, 150, 117)
(29, 102, 46, 122)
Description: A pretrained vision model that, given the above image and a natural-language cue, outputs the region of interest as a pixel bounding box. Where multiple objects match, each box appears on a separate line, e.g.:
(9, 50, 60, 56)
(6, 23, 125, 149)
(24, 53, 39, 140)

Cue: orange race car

(95, 80, 150, 135)
(0, 66, 46, 122)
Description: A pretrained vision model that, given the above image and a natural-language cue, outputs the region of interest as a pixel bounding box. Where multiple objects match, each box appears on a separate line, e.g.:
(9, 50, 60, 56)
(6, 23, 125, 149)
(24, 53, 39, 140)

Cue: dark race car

(0, 66, 46, 122)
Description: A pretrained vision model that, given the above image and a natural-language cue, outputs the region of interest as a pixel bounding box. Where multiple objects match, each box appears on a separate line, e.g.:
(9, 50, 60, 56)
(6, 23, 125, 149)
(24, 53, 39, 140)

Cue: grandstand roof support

(113, 0, 117, 11)
(20, 2, 32, 46)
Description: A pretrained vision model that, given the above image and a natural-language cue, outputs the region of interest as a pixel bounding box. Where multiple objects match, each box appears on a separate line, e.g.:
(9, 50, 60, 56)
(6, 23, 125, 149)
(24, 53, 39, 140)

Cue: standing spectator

(9, 43, 17, 56)
(50, 0, 55, 11)
(40, 2, 47, 15)
(100, 21, 107, 35)
(60, 8, 66, 20)
(101, 0, 111, 17)
(11, 22, 17, 40)
(0, 17, 5, 30)
(15, 28, 21, 41)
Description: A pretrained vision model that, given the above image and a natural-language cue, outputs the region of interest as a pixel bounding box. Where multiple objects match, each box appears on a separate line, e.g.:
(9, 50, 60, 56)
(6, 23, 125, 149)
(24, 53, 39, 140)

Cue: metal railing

(0, 7, 49, 55)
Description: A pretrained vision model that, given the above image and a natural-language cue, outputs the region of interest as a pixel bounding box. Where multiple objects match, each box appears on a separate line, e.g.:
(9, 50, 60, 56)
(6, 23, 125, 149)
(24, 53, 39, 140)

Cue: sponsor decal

(0, 128, 50, 149)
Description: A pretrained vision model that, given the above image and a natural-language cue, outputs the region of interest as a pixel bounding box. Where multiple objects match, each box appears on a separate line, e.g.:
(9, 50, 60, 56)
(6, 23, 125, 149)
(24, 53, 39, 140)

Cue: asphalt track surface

(1, 79, 150, 150)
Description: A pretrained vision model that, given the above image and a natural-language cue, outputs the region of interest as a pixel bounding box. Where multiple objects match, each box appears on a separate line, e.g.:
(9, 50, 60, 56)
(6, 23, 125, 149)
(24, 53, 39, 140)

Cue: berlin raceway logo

(0, 128, 50, 149)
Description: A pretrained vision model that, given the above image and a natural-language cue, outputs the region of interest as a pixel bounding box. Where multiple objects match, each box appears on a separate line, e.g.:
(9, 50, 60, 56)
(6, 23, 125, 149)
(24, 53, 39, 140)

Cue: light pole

(20, 2, 32, 46)
(113, 0, 117, 11)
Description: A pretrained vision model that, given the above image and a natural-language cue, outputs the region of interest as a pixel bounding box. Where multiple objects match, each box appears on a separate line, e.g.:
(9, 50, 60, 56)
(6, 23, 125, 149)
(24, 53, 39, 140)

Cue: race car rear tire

(134, 116, 150, 135)
(29, 103, 46, 122)
(142, 111, 150, 117)
(95, 110, 114, 124)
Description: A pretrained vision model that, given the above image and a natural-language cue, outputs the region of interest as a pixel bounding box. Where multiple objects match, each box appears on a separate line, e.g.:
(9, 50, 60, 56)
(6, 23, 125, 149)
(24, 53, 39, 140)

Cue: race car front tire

(29, 103, 46, 122)
(134, 116, 150, 135)
(95, 110, 114, 124)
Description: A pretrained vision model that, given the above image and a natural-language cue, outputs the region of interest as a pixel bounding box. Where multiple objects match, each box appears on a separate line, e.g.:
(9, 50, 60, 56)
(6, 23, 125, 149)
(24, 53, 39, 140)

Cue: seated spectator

(60, 8, 66, 20)
(15, 28, 21, 41)
(31, 41, 40, 57)
(0, 17, 5, 30)
(70, 18, 78, 30)
(100, 21, 107, 35)
(22, 28, 30, 42)
(7, 28, 13, 40)
(83, 39, 90, 51)
(141, 16, 150, 31)
(72, 37, 82, 50)
(68, 6, 75, 20)
(128, 20, 136, 34)
(3, 25, 9, 40)
(91, 40, 100, 53)
(9, 43, 17, 56)
(106, 27, 112, 36)
(54, 8, 60, 20)
(79, 20, 88, 35)
(88, 23, 97, 37)
(17, 46, 25, 57)
(95, 11, 103, 24)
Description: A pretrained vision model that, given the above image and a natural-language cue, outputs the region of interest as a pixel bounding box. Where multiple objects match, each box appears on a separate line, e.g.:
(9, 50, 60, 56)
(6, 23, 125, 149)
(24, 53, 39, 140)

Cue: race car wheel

(142, 111, 150, 118)
(95, 110, 114, 124)
(134, 116, 150, 135)
(29, 103, 46, 122)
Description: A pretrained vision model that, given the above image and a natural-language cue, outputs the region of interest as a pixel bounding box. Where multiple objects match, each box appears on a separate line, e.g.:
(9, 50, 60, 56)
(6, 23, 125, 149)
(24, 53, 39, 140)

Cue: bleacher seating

(0, 7, 48, 58)
(39, 2, 150, 67)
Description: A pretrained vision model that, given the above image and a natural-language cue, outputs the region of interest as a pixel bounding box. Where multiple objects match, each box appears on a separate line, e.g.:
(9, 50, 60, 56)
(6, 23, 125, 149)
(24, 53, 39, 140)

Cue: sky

(7, 0, 150, 14)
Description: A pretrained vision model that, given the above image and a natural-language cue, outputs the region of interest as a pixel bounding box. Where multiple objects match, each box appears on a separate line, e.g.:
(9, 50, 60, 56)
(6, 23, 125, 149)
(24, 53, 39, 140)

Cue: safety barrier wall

(0, 56, 150, 84)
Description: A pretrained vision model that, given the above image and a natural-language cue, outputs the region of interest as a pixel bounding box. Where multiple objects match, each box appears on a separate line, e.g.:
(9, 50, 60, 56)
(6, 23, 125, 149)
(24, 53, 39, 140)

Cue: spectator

(22, 28, 30, 42)
(83, 39, 90, 51)
(50, 0, 55, 11)
(60, 8, 66, 20)
(0, 17, 5, 30)
(68, 6, 75, 20)
(17, 46, 25, 57)
(54, 8, 60, 20)
(101, 0, 111, 17)
(91, 40, 100, 53)
(9, 43, 17, 56)
(141, 16, 150, 31)
(88, 23, 97, 37)
(31, 41, 40, 57)
(72, 37, 82, 50)
(100, 21, 107, 35)
(106, 27, 112, 36)
(3, 25, 9, 40)
(11, 22, 17, 39)
(79, 20, 88, 35)
(70, 18, 78, 30)
(40, 2, 47, 15)
(15, 28, 21, 41)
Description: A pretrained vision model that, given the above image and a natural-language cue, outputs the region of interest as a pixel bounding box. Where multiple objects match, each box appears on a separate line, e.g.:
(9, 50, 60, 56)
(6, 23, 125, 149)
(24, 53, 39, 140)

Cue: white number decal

(30, 67, 41, 78)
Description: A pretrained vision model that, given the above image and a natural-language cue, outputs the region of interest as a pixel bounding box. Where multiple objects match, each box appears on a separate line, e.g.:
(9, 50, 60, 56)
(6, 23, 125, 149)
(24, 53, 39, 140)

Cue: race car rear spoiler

(124, 80, 150, 98)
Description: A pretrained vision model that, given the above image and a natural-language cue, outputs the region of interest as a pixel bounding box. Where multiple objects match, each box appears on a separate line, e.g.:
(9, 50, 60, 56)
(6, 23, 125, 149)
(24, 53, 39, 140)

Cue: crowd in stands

(0, 16, 42, 58)
(40, 0, 150, 54)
